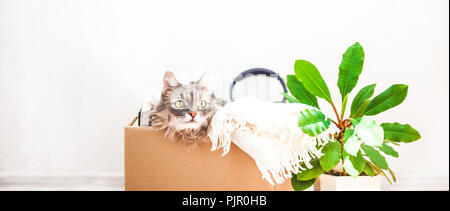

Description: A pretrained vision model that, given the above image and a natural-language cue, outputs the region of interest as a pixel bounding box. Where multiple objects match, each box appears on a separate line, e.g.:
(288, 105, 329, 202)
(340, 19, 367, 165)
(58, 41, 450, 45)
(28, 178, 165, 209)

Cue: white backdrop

(0, 0, 448, 190)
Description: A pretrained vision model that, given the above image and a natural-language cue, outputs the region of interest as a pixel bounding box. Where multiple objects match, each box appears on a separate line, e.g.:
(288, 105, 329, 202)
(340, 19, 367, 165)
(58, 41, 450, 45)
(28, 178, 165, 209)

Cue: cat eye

(174, 100, 185, 109)
(198, 100, 207, 109)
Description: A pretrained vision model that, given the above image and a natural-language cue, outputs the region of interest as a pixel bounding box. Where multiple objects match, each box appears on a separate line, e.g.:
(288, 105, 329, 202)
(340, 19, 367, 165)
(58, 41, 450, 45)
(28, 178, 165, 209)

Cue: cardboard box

(124, 116, 293, 191)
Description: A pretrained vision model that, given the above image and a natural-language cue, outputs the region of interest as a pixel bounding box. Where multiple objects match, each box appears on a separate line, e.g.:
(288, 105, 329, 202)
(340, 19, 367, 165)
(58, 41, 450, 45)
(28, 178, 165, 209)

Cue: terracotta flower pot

(314, 174, 382, 191)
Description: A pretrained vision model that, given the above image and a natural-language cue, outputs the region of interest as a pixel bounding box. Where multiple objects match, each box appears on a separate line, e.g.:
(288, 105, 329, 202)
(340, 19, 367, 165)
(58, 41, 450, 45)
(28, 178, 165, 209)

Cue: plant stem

(330, 101, 350, 177)
(330, 102, 342, 126)
(330, 119, 339, 127)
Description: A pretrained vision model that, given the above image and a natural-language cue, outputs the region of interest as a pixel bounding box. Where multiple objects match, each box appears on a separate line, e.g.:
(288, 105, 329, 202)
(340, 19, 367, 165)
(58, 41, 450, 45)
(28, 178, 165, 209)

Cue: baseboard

(0, 171, 447, 191)
(0, 172, 124, 191)
(380, 171, 449, 191)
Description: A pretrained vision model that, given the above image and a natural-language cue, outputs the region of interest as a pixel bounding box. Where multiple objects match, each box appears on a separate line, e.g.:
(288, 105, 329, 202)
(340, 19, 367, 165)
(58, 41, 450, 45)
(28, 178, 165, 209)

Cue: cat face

(160, 71, 217, 131)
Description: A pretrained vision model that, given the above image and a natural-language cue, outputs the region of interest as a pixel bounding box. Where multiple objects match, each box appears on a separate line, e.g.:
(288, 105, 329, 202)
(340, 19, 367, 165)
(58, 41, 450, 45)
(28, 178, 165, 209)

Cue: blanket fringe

(208, 99, 335, 185)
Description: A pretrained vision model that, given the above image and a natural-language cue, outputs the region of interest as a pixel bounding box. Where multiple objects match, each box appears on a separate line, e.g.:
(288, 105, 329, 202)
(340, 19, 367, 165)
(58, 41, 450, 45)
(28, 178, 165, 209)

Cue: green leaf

(319, 140, 342, 171)
(343, 129, 362, 156)
(379, 142, 399, 158)
(385, 139, 400, 146)
(388, 168, 397, 183)
(286, 75, 319, 108)
(341, 93, 349, 119)
(369, 163, 392, 184)
(363, 161, 375, 176)
(294, 60, 332, 103)
(281, 92, 300, 103)
(350, 117, 362, 125)
(291, 176, 317, 191)
(297, 159, 324, 181)
(298, 109, 331, 137)
(364, 84, 408, 116)
(343, 150, 366, 177)
(361, 145, 388, 170)
(350, 84, 376, 117)
(353, 116, 384, 147)
(381, 122, 421, 143)
(337, 42, 365, 99)
(351, 99, 371, 119)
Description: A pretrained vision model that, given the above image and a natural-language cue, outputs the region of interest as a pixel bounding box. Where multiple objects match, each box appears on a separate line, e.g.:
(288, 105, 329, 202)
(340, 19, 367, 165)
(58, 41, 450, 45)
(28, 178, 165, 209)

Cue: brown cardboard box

(124, 117, 293, 191)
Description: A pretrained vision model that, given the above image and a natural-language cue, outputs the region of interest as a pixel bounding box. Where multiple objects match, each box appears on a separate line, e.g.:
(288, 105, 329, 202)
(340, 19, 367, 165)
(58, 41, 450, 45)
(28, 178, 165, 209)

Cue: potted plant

(282, 42, 421, 191)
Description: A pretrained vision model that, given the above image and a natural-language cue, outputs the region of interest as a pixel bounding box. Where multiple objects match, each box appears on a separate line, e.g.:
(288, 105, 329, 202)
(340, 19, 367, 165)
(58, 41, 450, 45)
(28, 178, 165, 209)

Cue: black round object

(229, 68, 288, 103)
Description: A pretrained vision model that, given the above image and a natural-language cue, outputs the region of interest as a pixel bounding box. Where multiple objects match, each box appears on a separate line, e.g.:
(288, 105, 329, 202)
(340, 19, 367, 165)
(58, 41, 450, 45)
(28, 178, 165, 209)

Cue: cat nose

(188, 111, 197, 118)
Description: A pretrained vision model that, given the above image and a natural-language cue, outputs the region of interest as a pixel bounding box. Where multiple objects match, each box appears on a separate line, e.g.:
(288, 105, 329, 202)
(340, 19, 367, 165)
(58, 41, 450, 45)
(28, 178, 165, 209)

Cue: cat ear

(197, 72, 210, 87)
(163, 71, 180, 88)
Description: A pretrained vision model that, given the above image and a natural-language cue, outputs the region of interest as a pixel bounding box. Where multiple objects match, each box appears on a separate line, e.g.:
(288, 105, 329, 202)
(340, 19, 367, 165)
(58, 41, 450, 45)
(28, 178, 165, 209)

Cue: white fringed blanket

(208, 97, 333, 185)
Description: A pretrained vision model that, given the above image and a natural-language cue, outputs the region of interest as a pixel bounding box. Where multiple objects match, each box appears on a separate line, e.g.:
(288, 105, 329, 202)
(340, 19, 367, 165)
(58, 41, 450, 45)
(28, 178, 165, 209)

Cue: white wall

(0, 0, 448, 190)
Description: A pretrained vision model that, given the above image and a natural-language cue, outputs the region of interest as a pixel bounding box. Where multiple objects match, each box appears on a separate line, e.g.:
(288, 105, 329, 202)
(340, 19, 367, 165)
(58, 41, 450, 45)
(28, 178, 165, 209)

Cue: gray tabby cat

(149, 71, 225, 145)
